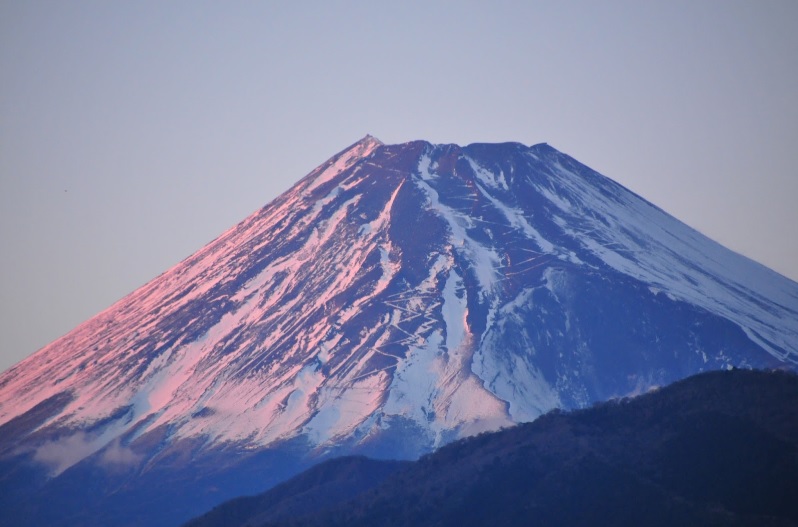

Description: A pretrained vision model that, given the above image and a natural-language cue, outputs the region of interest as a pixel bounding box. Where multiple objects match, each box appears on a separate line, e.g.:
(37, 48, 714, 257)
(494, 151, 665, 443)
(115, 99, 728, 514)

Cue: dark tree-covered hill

(185, 369, 798, 527)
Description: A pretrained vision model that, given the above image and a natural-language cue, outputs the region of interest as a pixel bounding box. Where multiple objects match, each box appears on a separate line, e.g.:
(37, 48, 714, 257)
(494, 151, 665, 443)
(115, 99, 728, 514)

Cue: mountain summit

(1, 137, 797, 526)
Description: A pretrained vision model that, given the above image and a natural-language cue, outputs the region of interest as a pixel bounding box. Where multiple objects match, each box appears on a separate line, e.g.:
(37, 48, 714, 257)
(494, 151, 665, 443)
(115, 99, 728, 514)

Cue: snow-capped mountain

(1, 136, 797, 526)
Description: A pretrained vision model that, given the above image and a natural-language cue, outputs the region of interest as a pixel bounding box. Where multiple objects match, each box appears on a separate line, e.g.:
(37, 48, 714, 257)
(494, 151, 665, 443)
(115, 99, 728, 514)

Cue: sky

(1, 1, 796, 373)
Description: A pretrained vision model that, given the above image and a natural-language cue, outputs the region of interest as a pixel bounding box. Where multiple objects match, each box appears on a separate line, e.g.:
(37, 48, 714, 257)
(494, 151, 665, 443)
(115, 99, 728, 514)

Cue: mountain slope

(1, 136, 797, 526)
(190, 369, 798, 527)
(183, 456, 409, 527)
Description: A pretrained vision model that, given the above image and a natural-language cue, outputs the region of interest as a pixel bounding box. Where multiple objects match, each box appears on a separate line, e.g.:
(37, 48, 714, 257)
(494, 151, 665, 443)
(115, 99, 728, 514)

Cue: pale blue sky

(1, 1, 797, 372)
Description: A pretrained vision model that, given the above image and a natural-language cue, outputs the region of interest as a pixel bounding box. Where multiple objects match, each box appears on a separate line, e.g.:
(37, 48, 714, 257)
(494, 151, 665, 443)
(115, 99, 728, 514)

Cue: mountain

(185, 369, 798, 527)
(1, 136, 796, 526)
(183, 456, 410, 527)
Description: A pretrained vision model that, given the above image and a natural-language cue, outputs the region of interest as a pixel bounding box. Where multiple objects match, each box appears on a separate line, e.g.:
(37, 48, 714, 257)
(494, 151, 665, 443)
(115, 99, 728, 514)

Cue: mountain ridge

(1, 137, 796, 526)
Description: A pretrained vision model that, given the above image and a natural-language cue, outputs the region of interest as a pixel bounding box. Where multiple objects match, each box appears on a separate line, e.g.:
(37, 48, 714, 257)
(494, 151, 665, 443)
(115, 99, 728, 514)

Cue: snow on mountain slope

(1, 136, 796, 483)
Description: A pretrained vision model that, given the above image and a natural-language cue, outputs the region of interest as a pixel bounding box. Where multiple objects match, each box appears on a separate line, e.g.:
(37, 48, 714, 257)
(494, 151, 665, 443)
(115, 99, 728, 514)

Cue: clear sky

(1, 1, 796, 373)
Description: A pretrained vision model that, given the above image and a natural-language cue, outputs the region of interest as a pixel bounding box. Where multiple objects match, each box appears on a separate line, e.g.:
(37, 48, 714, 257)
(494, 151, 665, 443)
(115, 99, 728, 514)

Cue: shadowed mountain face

(186, 369, 798, 527)
(1, 137, 796, 526)
(183, 456, 410, 527)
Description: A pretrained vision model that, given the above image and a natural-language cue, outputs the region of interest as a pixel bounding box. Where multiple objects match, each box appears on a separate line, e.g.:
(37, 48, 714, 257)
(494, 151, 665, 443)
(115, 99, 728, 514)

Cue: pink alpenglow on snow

(1, 136, 796, 484)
